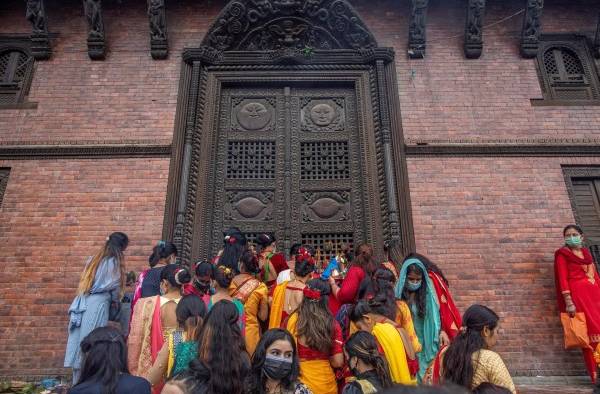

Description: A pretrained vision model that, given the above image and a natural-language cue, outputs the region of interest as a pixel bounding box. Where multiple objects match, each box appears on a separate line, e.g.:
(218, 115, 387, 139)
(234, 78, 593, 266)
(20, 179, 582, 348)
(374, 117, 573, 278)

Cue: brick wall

(1, 0, 599, 378)
(0, 158, 169, 376)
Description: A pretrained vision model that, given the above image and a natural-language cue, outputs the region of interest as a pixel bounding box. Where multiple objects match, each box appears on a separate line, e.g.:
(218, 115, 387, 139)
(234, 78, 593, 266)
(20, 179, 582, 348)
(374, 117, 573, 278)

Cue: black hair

(380, 385, 469, 394)
(294, 250, 316, 278)
(349, 300, 372, 323)
(443, 305, 500, 390)
(345, 331, 393, 389)
(176, 295, 207, 344)
(256, 233, 276, 256)
(107, 232, 129, 254)
(563, 224, 584, 236)
(194, 260, 214, 277)
(400, 263, 427, 319)
(194, 300, 249, 394)
(214, 265, 235, 289)
(75, 326, 128, 394)
(289, 243, 303, 257)
(239, 249, 260, 275)
(220, 227, 247, 274)
(358, 267, 397, 321)
(404, 252, 449, 285)
(148, 240, 178, 267)
(160, 264, 192, 289)
(248, 329, 301, 394)
(472, 383, 513, 394)
(125, 271, 137, 287)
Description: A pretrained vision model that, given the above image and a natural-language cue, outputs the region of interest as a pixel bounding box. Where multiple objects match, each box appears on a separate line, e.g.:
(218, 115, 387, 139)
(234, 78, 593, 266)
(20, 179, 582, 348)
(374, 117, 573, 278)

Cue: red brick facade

(1, 0, 599, 378)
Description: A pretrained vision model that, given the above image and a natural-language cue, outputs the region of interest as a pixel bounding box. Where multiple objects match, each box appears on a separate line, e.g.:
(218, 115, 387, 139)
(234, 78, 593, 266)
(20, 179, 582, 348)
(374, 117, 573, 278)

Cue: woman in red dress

(554, 224, 600, 383)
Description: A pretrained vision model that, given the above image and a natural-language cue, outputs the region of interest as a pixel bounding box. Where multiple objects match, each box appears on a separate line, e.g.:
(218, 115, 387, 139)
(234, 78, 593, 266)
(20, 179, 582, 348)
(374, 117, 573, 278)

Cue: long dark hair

(443, 304, 500, 389)
(358, 267, 397, 321)
(352, 243, 377, 277)
(256, 233, 276, 256)
(345, 331, 393, 389)
(78, 232, 128, 295)
(192, 260, 214, 294)
(239, 249, 260, 275)
(193, 300, 249, 394)
(75, 326, 128, 394)
(176, 295, 207, 341)
(248, 329, 301, 394)
(220, 227, 247, 274)
(296, 279, 334, 354)
(400, 263, 427, 319)
(149, 240, 177, 267)
(403, 252, 448, 285)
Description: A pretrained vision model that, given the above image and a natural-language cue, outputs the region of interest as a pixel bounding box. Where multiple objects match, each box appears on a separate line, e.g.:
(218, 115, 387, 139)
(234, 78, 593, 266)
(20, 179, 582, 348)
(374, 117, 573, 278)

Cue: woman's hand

(566, 303, 577, 317)
(328, 276, 336, 287)
(439, 330, 450, 347)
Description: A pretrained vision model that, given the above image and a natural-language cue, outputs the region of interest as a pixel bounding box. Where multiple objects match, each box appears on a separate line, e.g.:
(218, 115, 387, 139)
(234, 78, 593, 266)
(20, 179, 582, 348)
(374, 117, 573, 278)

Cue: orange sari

(230, 276, 268, 355)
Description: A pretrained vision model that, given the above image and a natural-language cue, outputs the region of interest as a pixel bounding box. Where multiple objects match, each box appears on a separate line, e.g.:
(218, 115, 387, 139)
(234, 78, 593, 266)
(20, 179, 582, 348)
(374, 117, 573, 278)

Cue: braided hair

(345, 331, 393, 389)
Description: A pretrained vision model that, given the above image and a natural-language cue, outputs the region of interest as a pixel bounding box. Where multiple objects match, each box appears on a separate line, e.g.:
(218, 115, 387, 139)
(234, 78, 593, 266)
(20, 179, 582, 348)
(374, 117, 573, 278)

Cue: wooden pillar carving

(148, 0, 168, 59)
(408, 0, 428, 59)
(520, 0, 544, 58)
(83, 0, 105, 60)
(464, 0, 485, 59)
(594, 13, 600, 59)
(25, 0, 51, 60)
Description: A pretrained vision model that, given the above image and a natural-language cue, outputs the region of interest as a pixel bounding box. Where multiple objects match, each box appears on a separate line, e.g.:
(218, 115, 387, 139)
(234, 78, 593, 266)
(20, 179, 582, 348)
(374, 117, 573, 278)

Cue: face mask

(406, 280, 422, 292)
(565, 235, 583, 247)
(263, 355, 293, 380)
(195, 280, 211, 294)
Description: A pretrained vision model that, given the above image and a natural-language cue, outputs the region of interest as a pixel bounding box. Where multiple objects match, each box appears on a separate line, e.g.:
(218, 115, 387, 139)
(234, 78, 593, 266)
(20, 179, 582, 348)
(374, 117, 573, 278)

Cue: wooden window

(535, 35, 600, 104)
(563, 167, 600, 264)
(0, 168, 9, 210)
(0, 49, 34, 105)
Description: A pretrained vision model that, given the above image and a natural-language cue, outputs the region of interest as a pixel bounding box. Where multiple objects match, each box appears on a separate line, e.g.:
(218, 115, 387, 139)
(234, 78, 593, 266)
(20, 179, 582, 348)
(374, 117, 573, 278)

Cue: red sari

(555, 246, 600, 382)
(428, 271, 462, 340)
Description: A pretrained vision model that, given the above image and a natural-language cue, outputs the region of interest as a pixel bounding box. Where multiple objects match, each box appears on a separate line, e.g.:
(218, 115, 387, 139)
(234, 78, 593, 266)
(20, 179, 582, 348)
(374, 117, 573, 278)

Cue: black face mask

(194, 279, 211, 294)
(263, 355, 293, 380)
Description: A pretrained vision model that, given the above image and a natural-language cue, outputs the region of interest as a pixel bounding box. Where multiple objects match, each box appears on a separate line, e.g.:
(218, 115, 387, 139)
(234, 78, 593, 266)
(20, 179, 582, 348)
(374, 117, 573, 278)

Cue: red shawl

(428, 271, 462, 340)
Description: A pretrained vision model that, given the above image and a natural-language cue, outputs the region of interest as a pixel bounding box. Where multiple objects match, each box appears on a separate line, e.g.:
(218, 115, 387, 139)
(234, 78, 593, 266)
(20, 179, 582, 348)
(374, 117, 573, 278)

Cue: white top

(276, 269, 292, 285)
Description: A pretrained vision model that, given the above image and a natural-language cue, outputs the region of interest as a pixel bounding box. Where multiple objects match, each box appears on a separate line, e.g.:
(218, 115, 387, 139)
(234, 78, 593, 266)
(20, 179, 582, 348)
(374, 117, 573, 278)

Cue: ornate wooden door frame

(162, 0, 415, 264)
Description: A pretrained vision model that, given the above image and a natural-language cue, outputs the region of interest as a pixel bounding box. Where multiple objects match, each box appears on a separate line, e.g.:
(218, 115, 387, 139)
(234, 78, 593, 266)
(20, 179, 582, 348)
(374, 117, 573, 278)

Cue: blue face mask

(406, 280, 422, 292)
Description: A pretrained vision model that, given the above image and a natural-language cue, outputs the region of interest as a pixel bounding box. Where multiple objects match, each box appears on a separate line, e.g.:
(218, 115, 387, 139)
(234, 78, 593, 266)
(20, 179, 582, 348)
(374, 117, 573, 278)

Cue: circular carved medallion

(309, 197, 342, 219)
(235, 197, 267, 218)
(236, 102, 271, 130)
(310, 103, 335, 126)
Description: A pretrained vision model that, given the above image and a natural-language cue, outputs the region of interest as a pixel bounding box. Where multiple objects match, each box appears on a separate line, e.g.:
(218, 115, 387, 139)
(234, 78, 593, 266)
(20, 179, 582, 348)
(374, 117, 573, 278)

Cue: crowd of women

(62, 224, 600, 394)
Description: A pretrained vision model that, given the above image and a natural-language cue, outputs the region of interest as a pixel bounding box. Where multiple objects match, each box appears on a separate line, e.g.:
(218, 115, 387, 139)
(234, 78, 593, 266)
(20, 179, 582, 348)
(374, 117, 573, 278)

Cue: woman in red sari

(554, 224, 600, 383)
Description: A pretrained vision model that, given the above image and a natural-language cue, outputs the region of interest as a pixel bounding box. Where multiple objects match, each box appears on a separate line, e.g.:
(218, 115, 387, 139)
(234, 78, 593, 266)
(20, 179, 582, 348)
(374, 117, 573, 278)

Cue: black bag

(108, 301, 122, 322)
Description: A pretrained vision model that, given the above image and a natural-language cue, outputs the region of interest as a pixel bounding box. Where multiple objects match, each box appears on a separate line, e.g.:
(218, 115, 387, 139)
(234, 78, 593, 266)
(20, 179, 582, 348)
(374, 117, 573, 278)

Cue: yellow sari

(286, 313, 338, 394)
(230, 276, 268, 355)
(372, 322, 414, 385)
(269, 281, 288, 329)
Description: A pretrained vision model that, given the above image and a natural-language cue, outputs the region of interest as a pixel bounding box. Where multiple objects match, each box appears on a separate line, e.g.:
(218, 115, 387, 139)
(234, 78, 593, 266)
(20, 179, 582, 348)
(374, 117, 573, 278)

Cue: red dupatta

(428, 271, 462, 340)
(150, 296, 164, 394)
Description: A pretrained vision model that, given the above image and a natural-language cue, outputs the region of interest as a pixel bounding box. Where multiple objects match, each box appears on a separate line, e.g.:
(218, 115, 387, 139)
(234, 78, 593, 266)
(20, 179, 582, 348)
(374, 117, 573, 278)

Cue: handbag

(560, 312, 591, 349)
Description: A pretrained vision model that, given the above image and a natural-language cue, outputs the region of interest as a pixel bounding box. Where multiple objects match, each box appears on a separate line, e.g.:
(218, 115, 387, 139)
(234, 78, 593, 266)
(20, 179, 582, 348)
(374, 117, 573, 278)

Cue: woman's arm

(257, 285, 269, 322)
(330, 267, 362, 304)
(555, 253, 576, 315)
(143, 342, 169, 386)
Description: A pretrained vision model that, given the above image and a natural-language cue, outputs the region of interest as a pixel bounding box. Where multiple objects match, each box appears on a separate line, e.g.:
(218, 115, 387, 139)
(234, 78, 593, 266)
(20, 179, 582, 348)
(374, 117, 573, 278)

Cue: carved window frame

(0, 36, 36, 109)
(533, 34, 600, 106)
(562, 166, 600, 266)
(0, 168, 10, 209)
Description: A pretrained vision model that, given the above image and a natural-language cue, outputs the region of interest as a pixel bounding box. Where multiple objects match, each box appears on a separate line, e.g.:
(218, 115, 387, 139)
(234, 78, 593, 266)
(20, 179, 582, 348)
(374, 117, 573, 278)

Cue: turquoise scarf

(394, 258, 441, 381)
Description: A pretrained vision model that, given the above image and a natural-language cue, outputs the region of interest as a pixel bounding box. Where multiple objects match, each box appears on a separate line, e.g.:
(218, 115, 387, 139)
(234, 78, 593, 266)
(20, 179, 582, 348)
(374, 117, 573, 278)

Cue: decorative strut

(408, 0, 428, 59)
(520, 0, 544, 58)
(594, 13, 600, 59)
(83, 0, 105, 60)
(464, 0, 485, 59)
(148, 0, 168, 59)
(25, 0, 51, 60)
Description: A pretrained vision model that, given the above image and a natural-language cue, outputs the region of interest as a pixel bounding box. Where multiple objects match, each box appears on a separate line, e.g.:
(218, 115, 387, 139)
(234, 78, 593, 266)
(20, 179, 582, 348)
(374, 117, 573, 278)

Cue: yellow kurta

(395, 300, 422, 353)
(230, 278, 268, 355)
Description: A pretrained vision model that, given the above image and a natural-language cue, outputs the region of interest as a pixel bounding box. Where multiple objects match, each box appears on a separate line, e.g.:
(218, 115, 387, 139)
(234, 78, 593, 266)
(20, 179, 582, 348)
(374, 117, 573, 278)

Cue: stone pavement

(515, 376, 593, 394)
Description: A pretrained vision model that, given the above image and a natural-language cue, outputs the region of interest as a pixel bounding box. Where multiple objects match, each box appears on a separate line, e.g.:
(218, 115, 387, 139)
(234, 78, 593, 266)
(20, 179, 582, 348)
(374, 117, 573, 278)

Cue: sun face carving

(309, 103, 335, 126)
(236, 102, 271, 130)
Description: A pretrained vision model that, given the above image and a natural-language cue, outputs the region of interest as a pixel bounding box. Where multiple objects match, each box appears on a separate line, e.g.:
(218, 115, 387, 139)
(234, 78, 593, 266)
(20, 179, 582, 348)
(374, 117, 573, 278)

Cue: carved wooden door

(209, 84, 366, 257)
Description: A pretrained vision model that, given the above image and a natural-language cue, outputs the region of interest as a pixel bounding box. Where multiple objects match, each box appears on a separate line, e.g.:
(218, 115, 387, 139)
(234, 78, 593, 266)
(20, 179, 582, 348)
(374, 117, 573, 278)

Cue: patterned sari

(230, 275, 268, 355)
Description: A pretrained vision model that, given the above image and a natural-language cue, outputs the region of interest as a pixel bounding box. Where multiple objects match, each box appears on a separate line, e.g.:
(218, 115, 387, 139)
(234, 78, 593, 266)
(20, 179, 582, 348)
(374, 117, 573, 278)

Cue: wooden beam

(25, 0, 51, 60)
(520, 0, 544, 58)
(464, 0, 486, 59)
(83, 0, 105, 60)
(594, 13, 600, 58)
(148, 0, 168, 59)
(408, 0, 428, 59)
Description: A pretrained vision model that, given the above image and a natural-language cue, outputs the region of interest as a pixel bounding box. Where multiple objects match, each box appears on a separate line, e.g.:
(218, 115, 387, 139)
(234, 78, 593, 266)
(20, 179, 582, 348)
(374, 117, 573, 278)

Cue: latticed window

(0, 50, 34, 105)
(537, 40, 600, 101)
